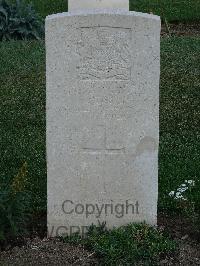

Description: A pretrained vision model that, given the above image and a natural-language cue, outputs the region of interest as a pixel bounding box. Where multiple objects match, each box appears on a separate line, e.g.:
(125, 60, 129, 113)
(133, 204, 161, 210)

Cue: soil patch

(161, 22, 200, 36)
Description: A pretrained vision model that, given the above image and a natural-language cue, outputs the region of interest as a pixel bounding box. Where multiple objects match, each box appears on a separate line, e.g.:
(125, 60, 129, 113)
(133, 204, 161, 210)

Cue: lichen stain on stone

(135, 137, 157, 156)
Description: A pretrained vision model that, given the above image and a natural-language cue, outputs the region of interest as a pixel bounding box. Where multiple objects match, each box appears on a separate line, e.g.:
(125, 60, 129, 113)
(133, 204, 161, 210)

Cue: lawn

(159, 37, 200, 213)
(21, 0, 200, 22)
(0, 41, 46, 211)
(0, 36, 200, 215)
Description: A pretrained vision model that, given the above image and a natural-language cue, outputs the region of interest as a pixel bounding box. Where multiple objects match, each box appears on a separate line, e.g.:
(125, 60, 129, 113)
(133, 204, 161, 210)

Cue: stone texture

(68, 0, 129, 11)
(46, 9, 161, 237)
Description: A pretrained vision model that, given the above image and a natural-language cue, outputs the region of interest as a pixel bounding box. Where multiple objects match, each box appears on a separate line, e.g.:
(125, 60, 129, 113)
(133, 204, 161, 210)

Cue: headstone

(46, 1, 160, 237)
(68, 0, 129, 11)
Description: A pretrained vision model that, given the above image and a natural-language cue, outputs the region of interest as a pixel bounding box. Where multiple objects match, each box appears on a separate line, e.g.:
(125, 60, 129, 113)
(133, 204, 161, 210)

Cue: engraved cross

(81, 125, 125, 155)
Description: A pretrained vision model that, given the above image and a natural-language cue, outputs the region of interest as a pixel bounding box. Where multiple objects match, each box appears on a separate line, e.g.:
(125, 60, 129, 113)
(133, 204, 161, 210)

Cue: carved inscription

(76, 27, 131, 80)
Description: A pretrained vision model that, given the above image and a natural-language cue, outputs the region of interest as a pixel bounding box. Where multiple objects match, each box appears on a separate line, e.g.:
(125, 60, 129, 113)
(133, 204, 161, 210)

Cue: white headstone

(46, 3, 160, 237)
(68, 0, 129, 11)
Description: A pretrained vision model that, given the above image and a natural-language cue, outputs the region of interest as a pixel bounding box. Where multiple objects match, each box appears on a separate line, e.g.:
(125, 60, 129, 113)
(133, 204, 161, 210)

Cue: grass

(159, 37, 200, 214)
(64, 223, 176, 265)
(0, 40, 46, 211)
(0, 36, 200, 217)
(20, 0, 200, 22)
(23, 0, 66, 18)
(131, 0, 200, 22)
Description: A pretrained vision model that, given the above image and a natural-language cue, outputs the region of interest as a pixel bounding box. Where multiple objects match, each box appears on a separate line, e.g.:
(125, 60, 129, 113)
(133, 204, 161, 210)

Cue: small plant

(169, 179, 195, 201)
(64, 222, 176, 265)
(0, 0, 44, 41)
(168, 179, 200, 237)
(0, 162, 30, 240)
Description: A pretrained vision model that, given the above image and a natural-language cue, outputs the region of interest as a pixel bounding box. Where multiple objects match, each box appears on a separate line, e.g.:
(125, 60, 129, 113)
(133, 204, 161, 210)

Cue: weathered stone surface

(68, 0, 129, 11)
(46, 10, 160, 237)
